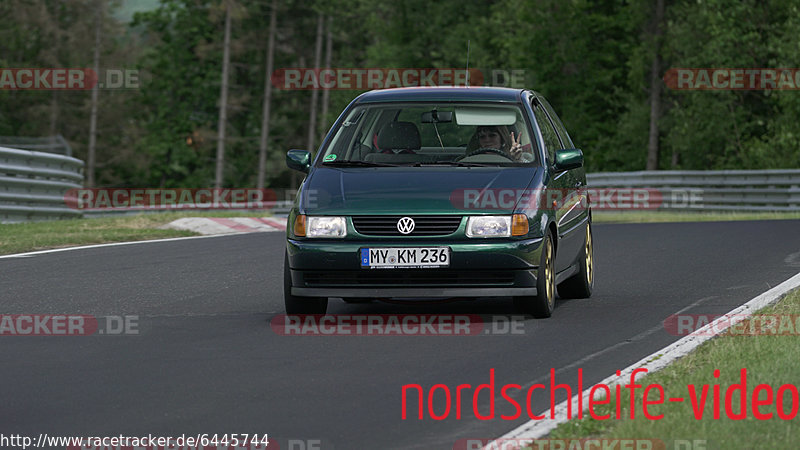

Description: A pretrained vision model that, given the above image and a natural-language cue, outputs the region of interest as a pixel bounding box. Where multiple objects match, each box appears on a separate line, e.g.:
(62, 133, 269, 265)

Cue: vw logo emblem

(397, 217, 415, 234)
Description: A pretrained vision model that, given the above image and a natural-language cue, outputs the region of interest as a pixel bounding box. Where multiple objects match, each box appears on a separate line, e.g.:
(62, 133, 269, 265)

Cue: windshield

(318, 103, 538, 166)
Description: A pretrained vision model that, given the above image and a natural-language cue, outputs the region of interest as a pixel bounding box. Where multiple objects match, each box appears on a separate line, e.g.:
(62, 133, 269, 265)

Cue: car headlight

(466, 215, 529, 237)
(466, 216, 511, 237)
(305, 216, 347, 238)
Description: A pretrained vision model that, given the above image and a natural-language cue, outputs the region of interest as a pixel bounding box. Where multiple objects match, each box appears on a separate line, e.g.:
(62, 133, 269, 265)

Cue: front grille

(303, 270, 514, 287)
(352, 215, 462, 236)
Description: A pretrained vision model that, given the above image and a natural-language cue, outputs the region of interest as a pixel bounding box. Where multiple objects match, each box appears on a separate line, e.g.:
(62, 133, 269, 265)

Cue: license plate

(360, 247, 450, 269)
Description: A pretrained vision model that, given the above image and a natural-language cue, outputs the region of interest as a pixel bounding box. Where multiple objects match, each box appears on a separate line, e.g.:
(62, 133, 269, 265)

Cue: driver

(467, 125, 531, 162)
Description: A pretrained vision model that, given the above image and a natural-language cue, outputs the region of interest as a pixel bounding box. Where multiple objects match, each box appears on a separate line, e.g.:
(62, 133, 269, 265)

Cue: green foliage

(131, 0, 223, 187)
(1, 0, 798, 188)
(662, 0, 800, 169)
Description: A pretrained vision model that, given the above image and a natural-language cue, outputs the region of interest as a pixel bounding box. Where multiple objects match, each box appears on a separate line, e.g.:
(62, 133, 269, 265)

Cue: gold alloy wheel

(545, 238, 554, 308)
(585, 224, 593, 286)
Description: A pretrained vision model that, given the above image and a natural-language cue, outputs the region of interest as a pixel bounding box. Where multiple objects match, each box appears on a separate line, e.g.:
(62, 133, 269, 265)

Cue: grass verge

(546, 288, 800, 449)
(0, 210, 275, 255)
(592, 210, 800, 224)
(2, 210, 798, 256)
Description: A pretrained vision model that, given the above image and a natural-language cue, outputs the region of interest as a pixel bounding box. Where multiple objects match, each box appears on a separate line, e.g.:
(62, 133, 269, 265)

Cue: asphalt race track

(2, 220, 800, 449)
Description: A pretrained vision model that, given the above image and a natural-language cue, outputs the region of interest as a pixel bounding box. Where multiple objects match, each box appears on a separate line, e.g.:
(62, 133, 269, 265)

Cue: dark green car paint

(284, 87, 590, 303)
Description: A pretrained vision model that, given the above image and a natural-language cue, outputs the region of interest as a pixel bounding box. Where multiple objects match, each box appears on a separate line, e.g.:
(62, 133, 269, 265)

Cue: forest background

(1, 0, 798, 189)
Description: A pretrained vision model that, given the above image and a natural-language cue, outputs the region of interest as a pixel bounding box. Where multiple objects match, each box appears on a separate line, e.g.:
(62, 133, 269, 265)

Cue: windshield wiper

(322, 160, 400, 167)
(408, 161, 493, 167)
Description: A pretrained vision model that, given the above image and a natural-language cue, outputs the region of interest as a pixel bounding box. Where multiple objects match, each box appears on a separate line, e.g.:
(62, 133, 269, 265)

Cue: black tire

(284, 252, 327, 314)
(557, 222, 594, 299)
(514, 230, 556, 318)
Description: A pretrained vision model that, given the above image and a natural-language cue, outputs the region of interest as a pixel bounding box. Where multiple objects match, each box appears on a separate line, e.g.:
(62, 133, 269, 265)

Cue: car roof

(353, 86, 528, 104)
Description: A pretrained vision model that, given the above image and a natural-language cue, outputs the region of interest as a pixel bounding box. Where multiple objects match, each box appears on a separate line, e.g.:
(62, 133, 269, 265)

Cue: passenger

(467, 125, 529, 161)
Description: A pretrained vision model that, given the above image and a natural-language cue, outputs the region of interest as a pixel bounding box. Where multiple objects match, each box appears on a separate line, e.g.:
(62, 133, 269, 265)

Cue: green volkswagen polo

(284, 87, 593, 318)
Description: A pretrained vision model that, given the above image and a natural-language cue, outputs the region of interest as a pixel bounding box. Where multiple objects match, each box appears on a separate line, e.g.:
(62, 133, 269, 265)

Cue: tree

(256, 0, 279, 190)
(646, 0, 665, 171)
(214, 0, 232, 188)
(86, 0, 103, 187)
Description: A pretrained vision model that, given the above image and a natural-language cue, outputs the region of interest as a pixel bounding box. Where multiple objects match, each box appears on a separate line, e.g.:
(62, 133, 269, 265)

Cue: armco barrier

(2, 155, 799, 223)
(0, 146, 84, 223)
(587, 169, 800, 212)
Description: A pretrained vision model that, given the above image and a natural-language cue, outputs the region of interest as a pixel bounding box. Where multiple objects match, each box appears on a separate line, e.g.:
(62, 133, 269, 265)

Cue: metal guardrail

(3, 159, 798, 223)
(0, 135, 73, 156)
(0, 146, 84, 223)
(587, 170, 800, 212)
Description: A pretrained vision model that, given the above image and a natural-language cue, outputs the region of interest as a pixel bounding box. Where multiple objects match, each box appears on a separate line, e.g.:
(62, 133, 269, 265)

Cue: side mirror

(553, 148, 583, 172)
(286, 149, 311, 173)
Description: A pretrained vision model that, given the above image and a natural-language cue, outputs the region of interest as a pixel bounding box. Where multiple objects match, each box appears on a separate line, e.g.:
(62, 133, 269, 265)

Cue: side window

(540, 97, 574, 149)
(532, 103, 561, 164)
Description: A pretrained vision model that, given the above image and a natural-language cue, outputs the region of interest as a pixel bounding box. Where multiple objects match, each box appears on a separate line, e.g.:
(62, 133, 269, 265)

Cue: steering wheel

(457, 147, 514, 161)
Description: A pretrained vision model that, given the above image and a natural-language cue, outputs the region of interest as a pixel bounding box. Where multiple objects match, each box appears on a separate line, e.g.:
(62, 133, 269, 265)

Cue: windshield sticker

(324, 154, 337, 162)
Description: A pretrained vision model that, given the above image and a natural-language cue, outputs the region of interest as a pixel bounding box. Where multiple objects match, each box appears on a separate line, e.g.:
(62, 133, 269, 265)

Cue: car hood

(300, 166, 542, 215)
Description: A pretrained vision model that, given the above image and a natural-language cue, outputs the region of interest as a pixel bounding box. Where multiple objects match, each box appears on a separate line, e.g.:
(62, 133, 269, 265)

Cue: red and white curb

(162, 217, 287, 235)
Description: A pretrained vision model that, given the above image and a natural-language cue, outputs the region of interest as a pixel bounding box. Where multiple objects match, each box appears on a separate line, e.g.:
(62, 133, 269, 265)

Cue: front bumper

(286, 237, 543, 299)
(292, 285, 539, 298)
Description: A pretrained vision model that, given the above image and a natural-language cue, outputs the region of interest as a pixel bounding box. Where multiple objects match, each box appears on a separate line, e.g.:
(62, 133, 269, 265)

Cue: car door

(540, 95, 589, 228)
(530, 95, 585, 273)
